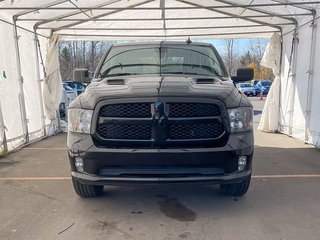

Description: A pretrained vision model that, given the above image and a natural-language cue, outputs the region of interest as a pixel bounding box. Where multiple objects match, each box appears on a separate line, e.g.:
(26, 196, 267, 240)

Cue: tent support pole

(288, 29, 299, 136)
(278, 30, 283, 133)
(12, 16, 29, 143)
(0, 101, 8, 152)
(304, 13, 317, 143)
(33, 31, 47, 138)
(2, 132, 8, 153)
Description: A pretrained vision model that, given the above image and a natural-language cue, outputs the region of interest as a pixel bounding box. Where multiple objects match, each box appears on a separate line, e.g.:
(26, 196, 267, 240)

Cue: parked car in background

(255, 80, 272, 95)
(59, 84, 77, 117)
(251, 79, 259, 86)
(236, 83, 256, 96)
(63, 80, 86, 96)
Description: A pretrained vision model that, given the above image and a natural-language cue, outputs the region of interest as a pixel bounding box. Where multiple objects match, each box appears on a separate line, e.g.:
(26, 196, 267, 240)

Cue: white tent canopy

(0, 0, 320, 151)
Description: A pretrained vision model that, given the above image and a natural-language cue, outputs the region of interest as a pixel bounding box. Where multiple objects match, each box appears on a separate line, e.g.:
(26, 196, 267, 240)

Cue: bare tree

(248, 39, 268, 64)
(247, 39, 272, 79)
(58, 40, 117, 80)
(222, 39, 239, 75)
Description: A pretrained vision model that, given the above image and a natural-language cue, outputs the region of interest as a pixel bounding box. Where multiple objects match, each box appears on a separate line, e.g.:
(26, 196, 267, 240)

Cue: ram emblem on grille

(153, 102, 168, 128)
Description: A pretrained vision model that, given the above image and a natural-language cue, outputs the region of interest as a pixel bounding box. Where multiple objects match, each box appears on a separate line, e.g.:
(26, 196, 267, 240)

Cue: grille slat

(168, 103, 221, 118)
(99, 103, 151, 118)
(170, 123, 224, 139)
(97, 124, 151, 140)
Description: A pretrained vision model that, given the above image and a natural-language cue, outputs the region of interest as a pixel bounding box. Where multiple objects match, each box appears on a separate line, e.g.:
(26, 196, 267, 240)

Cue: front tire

(219, 175, 251, 197)
(72, 177, 104, 198)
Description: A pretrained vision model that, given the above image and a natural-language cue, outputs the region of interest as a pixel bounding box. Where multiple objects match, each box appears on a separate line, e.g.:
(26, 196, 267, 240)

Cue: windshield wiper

(162, 71, 199, 75)
(161, 64, 222, 77)
(101, 73, 135, 78)
(101, 63, 159, 77)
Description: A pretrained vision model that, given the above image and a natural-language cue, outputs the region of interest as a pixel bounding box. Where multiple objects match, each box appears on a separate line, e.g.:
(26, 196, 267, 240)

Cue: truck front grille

(95, 101, 229, 148)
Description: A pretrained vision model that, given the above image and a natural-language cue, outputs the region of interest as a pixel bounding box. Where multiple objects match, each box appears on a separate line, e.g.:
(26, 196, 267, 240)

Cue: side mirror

(73, 68, 91, 83)
(231, 68, 254, 82)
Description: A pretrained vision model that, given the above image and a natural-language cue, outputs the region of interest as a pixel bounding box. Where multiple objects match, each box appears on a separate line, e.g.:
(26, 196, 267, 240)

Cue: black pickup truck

(67, 41, 254, 198)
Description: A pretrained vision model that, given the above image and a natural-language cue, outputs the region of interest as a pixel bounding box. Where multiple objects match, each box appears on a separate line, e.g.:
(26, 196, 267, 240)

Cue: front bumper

(71, 169, 251, 186)
(68, 130, 254, 185)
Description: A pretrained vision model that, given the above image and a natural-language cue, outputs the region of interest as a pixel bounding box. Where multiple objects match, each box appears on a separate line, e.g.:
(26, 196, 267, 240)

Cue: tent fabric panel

(279, 31, 296, 135)
(258, 33, 282, 132)
(291, 25, 312, 141)
(17, 28, 43, 140)
(279, 17, 320, 147)
(0, 21, 25, 150)
(43, 34, 63, 123)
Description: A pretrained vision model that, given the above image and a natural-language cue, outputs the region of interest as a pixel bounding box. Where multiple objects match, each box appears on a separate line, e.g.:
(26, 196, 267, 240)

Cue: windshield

(98, 44, 226, 78)
(261, 81, 272, 86)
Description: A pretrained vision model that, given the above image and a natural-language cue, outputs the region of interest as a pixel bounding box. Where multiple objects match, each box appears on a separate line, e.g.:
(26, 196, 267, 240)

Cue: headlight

(228, 107, 253, 133)
(68, 109, 93, 134)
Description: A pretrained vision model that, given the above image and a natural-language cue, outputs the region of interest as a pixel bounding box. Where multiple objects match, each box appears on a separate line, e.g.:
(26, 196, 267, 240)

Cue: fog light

(75, 157, 84, 172)
(238, 156, 247, 171)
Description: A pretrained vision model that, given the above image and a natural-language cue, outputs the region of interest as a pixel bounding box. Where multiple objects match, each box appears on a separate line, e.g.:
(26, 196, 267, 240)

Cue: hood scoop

(107, 79, 125, 85)
(195, 78, 215, 84)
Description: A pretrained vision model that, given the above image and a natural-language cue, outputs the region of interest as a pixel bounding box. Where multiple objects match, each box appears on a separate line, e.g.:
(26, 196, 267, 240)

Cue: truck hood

(71, 75, 250, 109)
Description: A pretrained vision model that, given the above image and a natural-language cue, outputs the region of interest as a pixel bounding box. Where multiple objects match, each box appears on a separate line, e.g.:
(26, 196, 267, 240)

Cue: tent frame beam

(0, 19, 49, 38)
(51, 0, 154, 33)
(178, 0, 282, 31)
(271, 0, 316, 15)
(207, 0, 298, 26)
(33, 0, 121, 29)
(41, 24, 291, 31)
(66, 0, 92, 19)
(20, 13, 310, 23)
(160, 0, 166, 33)
(57, 30, 280, 38)
(1, 2, 320, 10)
(33, 31, 47, 137)
(14, 0, 69, 19)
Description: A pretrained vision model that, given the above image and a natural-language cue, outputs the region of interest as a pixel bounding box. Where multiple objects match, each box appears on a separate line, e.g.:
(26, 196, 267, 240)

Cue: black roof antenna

(186, 37, 192, 44)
